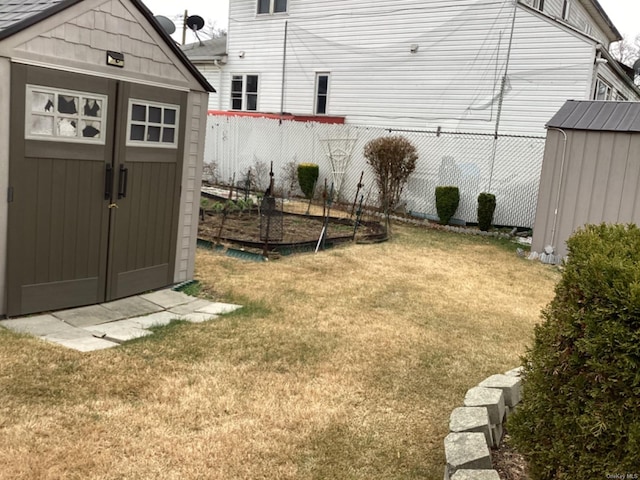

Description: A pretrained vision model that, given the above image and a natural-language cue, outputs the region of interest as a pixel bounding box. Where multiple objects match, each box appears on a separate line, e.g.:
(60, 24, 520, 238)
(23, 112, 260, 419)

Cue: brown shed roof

(546, 100, 640, 133)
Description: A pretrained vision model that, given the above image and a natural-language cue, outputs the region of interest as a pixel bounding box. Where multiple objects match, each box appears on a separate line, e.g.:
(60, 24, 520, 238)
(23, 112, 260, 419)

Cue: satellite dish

(155, 15, 176, 35)
(186, 15, 205, 32)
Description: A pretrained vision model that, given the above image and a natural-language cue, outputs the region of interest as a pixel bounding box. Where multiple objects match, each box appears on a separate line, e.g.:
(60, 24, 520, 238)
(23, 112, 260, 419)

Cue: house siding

(223, 0, 599, 136)
(0, 57, 9, 316)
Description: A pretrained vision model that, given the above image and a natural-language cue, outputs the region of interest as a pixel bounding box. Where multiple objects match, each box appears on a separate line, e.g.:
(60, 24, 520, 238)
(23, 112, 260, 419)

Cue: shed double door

(6, 65, 186, 317)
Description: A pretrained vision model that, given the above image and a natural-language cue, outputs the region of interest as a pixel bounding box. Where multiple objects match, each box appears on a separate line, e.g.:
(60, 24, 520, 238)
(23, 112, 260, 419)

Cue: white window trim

(257, 0, 288, 15)
(314, 72, 330, 115)
(561, 0, 571, 21)
(25, 85, 108, 145)
(230, 74, 259, 111)
(126, 99, 180, 148)
(594, 77, 613, 101)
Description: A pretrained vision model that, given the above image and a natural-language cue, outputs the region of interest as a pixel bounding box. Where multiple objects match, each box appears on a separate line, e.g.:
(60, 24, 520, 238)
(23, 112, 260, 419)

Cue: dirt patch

(198, 208, 385, 249)
(493, 432, 530, 480)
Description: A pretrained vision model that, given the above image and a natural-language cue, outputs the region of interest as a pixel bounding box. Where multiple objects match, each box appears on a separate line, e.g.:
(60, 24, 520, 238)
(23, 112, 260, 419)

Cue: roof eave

(577, 0, 622, 43)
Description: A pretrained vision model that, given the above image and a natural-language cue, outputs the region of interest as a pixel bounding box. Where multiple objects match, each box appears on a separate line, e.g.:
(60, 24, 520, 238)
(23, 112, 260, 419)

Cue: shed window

(126, 100, 179, 148)
(257, 0, 287, 14)
(26, 85, 107, 144)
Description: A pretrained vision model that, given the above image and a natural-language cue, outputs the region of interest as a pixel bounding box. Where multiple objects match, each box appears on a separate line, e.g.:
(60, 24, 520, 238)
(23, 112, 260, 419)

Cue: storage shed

(0, 0, 214, 317)
(532, 100, 640, 260)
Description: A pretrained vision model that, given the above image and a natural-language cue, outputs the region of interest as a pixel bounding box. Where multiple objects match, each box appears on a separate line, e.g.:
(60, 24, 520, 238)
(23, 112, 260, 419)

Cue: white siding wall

(195, 63, 223, 110)
(522, 0, 610, 45)
(224, 0, 597, 136)
(0, 57, 9, 316)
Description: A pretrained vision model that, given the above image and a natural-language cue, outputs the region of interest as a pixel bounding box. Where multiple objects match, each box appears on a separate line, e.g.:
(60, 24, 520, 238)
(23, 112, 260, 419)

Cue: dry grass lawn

(0, 222, 559, 479)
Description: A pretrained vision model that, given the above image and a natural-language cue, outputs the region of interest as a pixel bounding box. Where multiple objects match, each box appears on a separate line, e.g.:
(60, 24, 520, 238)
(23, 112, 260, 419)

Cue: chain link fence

(204, 114, 546, 228)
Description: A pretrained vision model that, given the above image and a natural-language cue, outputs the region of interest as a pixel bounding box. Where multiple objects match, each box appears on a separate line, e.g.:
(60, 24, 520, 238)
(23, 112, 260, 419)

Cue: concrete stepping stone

(178, 312, 219, 323)
(139, 290, 194, 309)
(0, 315, 72, 336)
(83, 319, 153, 343)
(168, 298, 217, 315)
(54, 304, 125, 327)
(43, 328, 118, 352)
(125, 311, 182, 329)
(100, 296, 164, 318)
(451, 469, 500, 480)
(444, 432, 492, 475)
(449, 407, 493, 446)
(463, 387, 505, 425)
(479, 374, 522, 407)
(195, 302, 242, 315)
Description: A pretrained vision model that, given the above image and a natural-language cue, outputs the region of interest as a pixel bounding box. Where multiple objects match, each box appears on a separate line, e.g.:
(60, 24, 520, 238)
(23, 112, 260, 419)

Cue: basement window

(26, 85, 107, 144)
(127, 100, 179, 147)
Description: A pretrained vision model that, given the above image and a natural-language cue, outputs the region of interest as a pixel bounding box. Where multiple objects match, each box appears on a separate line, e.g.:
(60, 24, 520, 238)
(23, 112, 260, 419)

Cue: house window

(315, 73, 330, 115)
(615, 92, 628, 101)
(231, 75, 259, 111)
(257, 0, 287, 15)
(594, 77, 613, 101)
(561, 0, 570, 20)
(127, 100, 179, 147)
(529, 0, 544, 12)
(25, 85, 107, 144)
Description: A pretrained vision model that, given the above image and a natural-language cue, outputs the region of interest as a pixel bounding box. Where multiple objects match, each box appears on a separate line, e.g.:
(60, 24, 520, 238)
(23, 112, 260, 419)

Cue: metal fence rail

(204, 115, 546, 228)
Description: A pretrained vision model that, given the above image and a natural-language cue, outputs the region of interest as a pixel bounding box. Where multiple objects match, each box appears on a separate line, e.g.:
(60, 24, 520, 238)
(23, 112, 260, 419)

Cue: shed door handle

(118, 165, 128, 199)
(104, 164, 113, 200)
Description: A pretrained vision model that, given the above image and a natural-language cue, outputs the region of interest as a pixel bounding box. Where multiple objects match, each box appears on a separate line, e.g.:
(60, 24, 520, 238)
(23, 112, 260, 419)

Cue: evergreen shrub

(509, 223, 640, 479)
(297, 163, 319, 199)
(477, 192, 496, 231)
(435, 186, 459, 225)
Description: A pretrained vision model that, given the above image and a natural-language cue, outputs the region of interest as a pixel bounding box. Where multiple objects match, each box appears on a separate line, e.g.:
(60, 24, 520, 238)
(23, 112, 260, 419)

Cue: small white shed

(532, 100, 640, 260)
(0, 0, 214, 317)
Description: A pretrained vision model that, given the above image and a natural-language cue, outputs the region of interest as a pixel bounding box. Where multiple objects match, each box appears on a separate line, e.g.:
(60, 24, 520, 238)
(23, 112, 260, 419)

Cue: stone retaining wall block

(449, 406, 493, 446)
(451, 469, 501, 480)
(463, 387, 505, 425)
(478, 374, 522, 407)
(444, 432, 492, 475)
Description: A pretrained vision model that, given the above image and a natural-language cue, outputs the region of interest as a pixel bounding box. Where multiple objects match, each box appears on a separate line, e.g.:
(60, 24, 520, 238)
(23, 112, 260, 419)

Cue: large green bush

(509, 223, 640, 479)
(435, 186, 459, 225)
(297, 163, 319, 199)
(477, 192, 496, 231)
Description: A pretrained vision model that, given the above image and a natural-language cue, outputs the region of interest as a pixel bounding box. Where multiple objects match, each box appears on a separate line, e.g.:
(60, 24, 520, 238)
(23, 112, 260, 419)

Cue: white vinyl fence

(203, 114, 546, 228)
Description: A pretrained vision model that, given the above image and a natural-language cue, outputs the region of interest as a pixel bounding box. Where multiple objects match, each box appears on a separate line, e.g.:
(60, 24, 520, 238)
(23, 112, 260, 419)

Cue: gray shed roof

(546, 100, 640, 133)
(0, 0, 214, 92)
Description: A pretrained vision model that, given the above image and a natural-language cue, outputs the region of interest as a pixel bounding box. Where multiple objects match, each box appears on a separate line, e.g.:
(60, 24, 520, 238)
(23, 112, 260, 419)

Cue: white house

(207, 0, 639, 135)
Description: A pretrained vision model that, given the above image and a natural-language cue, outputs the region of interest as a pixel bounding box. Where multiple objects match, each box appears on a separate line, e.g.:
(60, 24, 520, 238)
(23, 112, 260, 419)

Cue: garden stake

(305, 177, 318, 216)
(352, 194, 364, 239)
(261, 162, 276, 258)
(216, 172, 235, 246)
(350, 170, 364, 218)
(322, 182, 334, 251)
(321, 178, 328, 219)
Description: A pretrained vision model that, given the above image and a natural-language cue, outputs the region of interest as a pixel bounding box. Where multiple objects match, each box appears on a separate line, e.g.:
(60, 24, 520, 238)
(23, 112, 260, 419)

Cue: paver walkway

(0, 289, 241, 352)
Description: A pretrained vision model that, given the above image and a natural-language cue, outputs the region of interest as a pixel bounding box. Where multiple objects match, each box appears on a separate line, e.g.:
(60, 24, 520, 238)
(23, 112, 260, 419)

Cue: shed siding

(174, 91, 209, 282)
(224, 0, 596, 135)
(0, 0, 201, 91)
(0, 57, 9, 316)
(532, 128, 640, 257)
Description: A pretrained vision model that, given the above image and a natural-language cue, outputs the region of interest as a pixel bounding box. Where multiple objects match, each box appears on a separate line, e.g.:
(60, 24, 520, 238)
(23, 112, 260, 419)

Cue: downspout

(488, 0, 518, 191)
(214, 59, 223, 110)
(546, 127, 568, 250)
(280, 20, 288, 117)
